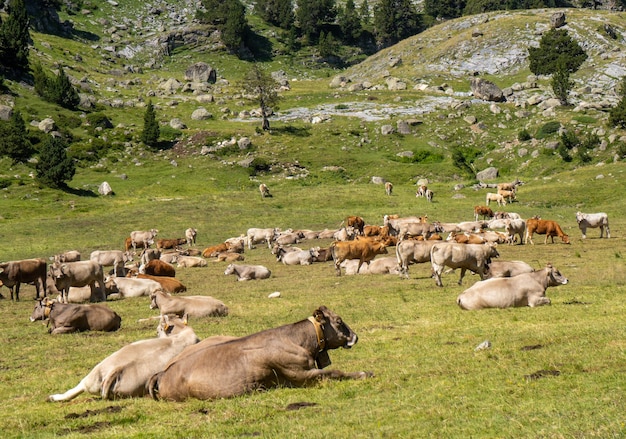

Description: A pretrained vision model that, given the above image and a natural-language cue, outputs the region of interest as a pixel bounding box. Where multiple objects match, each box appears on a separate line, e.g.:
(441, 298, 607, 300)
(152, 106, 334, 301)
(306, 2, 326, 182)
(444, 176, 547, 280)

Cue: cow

(485, 260, 534, 279)
(497, 188, 516, 203)
(416, 185, 428, 198)
(494, 211, 521, 220)
(486, 193, 506, 206)
(525, 218, 570, 245)
(49, 260, 106, 303)
(139, 248, 161, 266)
(130, 229, 158, 251)
(185, 228, 198, 246)
(505, 219, 526, 245)
(343, 257, 400, 275)
(246, 227, 281, 250)
(276, 247, 319, 266)
(363, 225, 389, 238)
(159, 252, 179, 265)
(148, 306, 372, 401)
(136, 274, 187, 294)
(224, 264, 271, 281)
(397, 222, 444, 241)
(430, 242, 500, 287)
(149, 290, 228, 318)
(312, 247, 333, 263)
(215, 252, 245, 262)
(346, 216, 365, 236)
(474, 206, 494, 221)
(105, 276, 162, 299)
(447, 232, 486, 245)
(176, 256, 207, 268)
(157, 238, 187, 251)
(141, 259, 176, 277)
(425, 189, 434, 202)
(30, 297, 121, 334)
(90, 250, 132, 277)
(259, 183, 272, 198)
(202, 242, 230, 258)
(575, 212, 610, 239)
(0, 258, 47, 301)
(333, 226, 356, 242)
(385, 181, 393, 196)
(47, 314, 199, 401)
(455, 221, 488, 233)
(275, 231, 305, 246)
(457, 264, 568, 310)
(497, 178, 524, 192)
(395, 240, 437, 279)
(330, 239, 388, 276)
(125, 237, 148, 253)
(53, 251, 81, 263)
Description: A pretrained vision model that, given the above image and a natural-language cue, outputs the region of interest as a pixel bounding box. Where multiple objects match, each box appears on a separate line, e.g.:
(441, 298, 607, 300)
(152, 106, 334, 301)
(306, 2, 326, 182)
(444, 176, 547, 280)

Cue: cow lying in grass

(148, 306, 373, 401)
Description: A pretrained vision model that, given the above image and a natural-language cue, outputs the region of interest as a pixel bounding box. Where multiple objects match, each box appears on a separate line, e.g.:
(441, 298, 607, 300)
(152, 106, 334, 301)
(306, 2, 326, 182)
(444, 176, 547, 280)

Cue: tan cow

(346, 215, 365, 236)
(525, 218, 570, 245)
(136, 274, 187, 294)
(49, 260, 106, 303)
(430, 242, 500, 287)
(457, 264, 567, 310)
(395, 239, 438, 279)
(486, 192, 506, 206)
(330, 238, 388, 276)
(185, 228, 198, 246)
(259, 183, 272, 198)
(385, 181, 393, 196)
(485, 260, 534, 279)
(150, 290, 228, 318)
(47, 315, 199, 401)
(176, 256, 207, 268)
(148, 306, 372, 401)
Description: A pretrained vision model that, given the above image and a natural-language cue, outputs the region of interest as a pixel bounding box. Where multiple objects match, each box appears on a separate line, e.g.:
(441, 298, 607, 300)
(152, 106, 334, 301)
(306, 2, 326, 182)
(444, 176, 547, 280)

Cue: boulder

(98, 181, 113, 196)
(381, 125, 394, 135)
(184, 62, 216, 84)
(191, 108, 212, 120)
(38, 118, 56, 133)
(470, 78, 505, 102)
(170, 118, 186, 130)
(550, 12, 566, 29)
(476, 167, 499, 181)
(0, 105, 13, 121)
(397, 120, 411, 135)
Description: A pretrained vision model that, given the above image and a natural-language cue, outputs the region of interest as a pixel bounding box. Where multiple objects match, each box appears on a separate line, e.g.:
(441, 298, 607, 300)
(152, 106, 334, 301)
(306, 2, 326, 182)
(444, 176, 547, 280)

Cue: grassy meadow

(0, 154, 625, 438)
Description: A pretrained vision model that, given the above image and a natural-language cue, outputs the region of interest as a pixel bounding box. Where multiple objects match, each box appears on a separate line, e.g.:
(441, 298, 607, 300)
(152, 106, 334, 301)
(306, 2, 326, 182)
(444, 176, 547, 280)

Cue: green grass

(0, 158, 625, 438)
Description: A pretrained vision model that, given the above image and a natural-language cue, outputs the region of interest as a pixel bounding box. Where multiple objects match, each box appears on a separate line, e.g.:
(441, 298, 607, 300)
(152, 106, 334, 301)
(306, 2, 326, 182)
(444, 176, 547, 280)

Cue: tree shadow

(270, 126, 311, 137)
(245, 31, 273, 62)
(61, 185, 99, 197)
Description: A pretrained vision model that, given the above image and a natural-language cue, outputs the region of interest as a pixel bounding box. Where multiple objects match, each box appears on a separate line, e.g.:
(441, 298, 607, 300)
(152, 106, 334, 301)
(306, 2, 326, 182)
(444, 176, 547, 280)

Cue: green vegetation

(35, 135, 76, 188)
(141, 101, 160, 147)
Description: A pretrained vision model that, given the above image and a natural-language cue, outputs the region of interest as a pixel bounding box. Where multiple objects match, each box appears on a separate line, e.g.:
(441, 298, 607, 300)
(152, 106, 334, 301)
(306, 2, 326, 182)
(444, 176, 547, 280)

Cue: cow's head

(29, 297, 55, 322)
(546, 264, 568, 286)
(575, 212, 583, 224)
(314, 306, 358, 351)
(562, 234, 570, 244)
(156, 313, 188, 337)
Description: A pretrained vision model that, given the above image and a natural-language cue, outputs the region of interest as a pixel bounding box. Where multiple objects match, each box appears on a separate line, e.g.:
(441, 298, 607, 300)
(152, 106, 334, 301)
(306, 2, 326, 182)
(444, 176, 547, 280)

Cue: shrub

(517, 129, 531, 141)
(535, 121, 561, 139)
(159, 126, 182, 142)
(559, 130, 579, 150)
(36, 136, 76, 188)
(246, 157, 272, 176)
(86, 112, 113, 130)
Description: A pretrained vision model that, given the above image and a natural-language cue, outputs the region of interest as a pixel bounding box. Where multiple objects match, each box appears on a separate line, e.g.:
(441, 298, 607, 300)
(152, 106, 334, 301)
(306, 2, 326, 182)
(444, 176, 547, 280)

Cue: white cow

(90, 250, 133, 277)
(486, 193, 506, 206)
(150, 290, 228, 318)
(342, 257, 400, 275)
(104, 276, 162, 299)
(575, 212, 610, 239)
(224, 264, 271, 281)
(185, 228, 197, 246)
(130, 229, 158, 251)
(457, 264, 568, 310)
(430, 242, 500, 287)
(485, 260, 534, 279)
(395, 239, 438, 279)
(246, 227, 281, 250)
(176, 256, 207, 268)
(277, 248, 319, 266)
(505, 219, 526, 245)
(47, 315, 199, 401)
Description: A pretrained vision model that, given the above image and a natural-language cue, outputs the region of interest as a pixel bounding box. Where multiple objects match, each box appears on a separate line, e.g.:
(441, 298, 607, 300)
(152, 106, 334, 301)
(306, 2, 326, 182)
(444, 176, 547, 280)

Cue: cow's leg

(14, 283, 20, 301)
(605, 224, 610, 239)
(529, 296, 551, 307)
(279, 367, 373, 386)
(48, 380, 88, 402)
(457, 268, 467, 285)
(51, 326, 78, 334)
(580, 226, 587, 239)
(432, 266, 443, 287)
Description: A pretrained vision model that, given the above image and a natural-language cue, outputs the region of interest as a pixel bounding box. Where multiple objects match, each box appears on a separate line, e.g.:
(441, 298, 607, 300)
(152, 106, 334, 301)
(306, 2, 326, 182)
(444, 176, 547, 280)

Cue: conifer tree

(54, 67, 80, 110)
(36, 136, 76, 188)
(141, 100, 160, 147)
(528, 28, 587, 76)
(609, 76, 626, 128)
(0, 110, 33, 163)
(0, 0, 31, 71)
(338, 0, 362, 44)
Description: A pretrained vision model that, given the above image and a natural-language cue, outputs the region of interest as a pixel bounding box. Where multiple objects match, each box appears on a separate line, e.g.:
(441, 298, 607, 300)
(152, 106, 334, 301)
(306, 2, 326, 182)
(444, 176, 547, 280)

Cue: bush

(559, 130, 579, 150)
(246, 157, 272, 176)
(517, 129, 531, 141)
(535, 121, 561, 139)
(395, 149, 444, 164)
(159, 126, 182, 142)
(86, 112, 113, 130)
(36, 136, 76, 188)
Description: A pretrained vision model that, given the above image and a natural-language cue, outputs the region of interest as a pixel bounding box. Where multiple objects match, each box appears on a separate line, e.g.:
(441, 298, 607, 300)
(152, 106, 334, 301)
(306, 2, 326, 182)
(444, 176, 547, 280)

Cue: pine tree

(373, 0, 422, 48)
(338, 0, 362, 44)
(0, 0, 31, 71)
(36, 136, 76, 188)
(221, 0, 248, 52)
(551, 60, 572, 105)
(54, 67, 80, 110)
(0, 110, 33, 164)
(528, 28, 587, 76)
(296, 0, 336, 43)
(141, 100, 160, 147)
(609, 76, 626, 128)
(359, 0, 370, 25)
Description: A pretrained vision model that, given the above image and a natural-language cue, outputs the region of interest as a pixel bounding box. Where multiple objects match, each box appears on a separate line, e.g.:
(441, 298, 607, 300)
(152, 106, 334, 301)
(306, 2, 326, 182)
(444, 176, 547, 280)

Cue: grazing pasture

(0, 162, 625, 438)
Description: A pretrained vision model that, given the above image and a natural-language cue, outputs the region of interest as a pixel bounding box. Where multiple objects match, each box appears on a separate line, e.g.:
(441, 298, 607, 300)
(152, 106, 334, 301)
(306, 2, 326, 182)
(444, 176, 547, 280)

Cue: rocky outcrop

(470, 78, 505, 102)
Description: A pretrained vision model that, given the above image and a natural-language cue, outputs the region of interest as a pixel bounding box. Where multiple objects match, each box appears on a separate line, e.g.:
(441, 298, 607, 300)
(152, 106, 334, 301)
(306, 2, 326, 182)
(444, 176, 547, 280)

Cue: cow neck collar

(43, 301, 53, 318)
(307, 316, 326, 351)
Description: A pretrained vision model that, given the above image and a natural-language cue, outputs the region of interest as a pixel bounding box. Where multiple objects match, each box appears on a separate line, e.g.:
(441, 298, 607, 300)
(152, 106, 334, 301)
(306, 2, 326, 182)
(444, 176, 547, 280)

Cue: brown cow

(331, 238, 388, 276)
(143, 259, 176, 277)
(148, 306, 372, 401)
(346, 216, 365, 236)
(474, 205, 494, 221)
(157, 238, 187, 250)
(525, 218, 570, 245)
(47, 315, 199, 401)
(136, 274, 187, 294)
(0, 258, 47, 301)
(30, 297, 121, 334)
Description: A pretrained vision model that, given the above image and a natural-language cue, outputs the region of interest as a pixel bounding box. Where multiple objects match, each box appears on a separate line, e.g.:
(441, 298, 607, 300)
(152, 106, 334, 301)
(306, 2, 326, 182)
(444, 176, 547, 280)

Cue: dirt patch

(286, 401, 318, 411)
(524, 369, 560, 381)
(520, 344, 543, 351)
(564, 300, 591, 305)
(65, 405, 122, 419)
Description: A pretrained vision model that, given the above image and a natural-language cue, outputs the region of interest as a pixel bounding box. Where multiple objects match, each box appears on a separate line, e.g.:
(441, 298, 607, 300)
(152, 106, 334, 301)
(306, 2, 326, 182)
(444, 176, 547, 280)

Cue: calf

(525, 218, 570, 245)
(30, 297, 121, 334)
(148, 306, 372, 401)
(150, 290, 228, 318)
(259, 183, 272, 198)
(457, 264, 568, 310)
(385, 181, 393, 196)
(47, 315, 199, 401)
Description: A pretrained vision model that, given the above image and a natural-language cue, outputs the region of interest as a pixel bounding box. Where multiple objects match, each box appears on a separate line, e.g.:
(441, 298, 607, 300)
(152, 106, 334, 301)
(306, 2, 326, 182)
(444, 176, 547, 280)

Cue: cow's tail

(147, 372, 162, 401)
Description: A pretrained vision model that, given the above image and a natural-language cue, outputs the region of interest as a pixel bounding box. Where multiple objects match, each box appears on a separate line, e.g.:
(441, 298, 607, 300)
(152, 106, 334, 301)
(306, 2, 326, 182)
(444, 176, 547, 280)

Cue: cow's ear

(313, 308, 325, 323)
(181, 313, 189, 326)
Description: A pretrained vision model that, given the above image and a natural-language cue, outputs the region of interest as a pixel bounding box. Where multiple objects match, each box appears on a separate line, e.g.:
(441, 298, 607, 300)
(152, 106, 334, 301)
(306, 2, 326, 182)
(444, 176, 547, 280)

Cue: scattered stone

(470, 78, 505, 102)
(98, 181, 113, 196)
(476, 167, 498, 181)
(475, 340, 491, 351)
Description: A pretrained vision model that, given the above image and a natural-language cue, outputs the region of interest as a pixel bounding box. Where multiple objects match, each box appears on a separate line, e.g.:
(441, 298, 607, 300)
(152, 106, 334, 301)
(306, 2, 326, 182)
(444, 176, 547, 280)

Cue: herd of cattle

(0, 186, 612, 402)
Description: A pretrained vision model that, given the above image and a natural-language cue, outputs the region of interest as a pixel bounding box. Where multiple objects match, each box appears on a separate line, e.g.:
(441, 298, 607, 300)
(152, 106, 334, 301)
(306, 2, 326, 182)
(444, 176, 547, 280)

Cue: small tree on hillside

(0, 110, 33, 163)
(551, 60, 572, 105)
(609, 76, 626, 128)
(528, 28, 587, 76)
(36, 136, 76, 188)
(241, 64, 281, 131)
(0, 0, 31, 72)
(141, 100, 160, 147)
(53, 67, 80, 110)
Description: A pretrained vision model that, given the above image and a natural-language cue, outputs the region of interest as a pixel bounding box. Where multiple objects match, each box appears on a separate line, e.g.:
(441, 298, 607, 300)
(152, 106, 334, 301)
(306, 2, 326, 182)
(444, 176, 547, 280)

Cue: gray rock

(397, 120, 411, 135)
(381, 125, 394, 135)
(98, 181, 113, 196)
(371, 176, 385, 184)
(476, 167, 499, 181)
(38, 118, 56, 133)
(470, 78, 505, 102)
(191, 108, 212, 120)
(550, 12, 566, 28)
(170, 118, 186, 130)
(237, 137, 251, 149)
(184, 62, 216, 83)
(0, 105, 13, 121)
